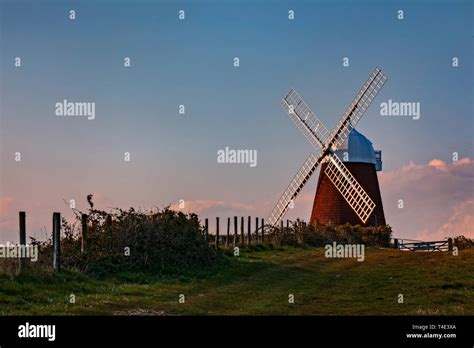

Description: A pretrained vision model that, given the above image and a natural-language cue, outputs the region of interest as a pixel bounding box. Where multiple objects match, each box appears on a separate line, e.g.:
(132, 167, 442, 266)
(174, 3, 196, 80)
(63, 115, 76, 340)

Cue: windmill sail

(269, 67, 387, 226)
(329, 67, 387, 151)
(324, 153, 376, 223)
(281, 89, 331, 149)
(267, 153, 322, 226)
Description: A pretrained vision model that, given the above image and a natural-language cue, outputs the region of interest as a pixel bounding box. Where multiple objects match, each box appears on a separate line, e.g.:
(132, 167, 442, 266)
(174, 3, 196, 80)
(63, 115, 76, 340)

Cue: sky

(0, 0, 473, 243)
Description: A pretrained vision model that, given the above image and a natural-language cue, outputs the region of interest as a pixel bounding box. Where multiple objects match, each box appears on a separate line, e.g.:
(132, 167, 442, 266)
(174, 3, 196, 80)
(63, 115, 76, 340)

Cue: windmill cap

(335, 128, 378, 164)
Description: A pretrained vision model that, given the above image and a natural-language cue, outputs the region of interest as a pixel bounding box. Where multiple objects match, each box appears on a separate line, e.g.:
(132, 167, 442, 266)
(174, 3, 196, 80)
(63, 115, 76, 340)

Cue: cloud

(428, 159, 448, 171)
(417, 199, 474, 241)
(379, 157, 474, 240)
(170, 199, 256, 217)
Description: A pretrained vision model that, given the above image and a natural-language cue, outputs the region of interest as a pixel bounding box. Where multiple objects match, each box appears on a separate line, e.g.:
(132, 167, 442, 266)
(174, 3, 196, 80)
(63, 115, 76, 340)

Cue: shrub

(359, 225, 392, 247)
(30, 195, 220, 276)
(271, 227, 300, 247)
(272, 222, 392, 247)
(454, 235, 474, 250)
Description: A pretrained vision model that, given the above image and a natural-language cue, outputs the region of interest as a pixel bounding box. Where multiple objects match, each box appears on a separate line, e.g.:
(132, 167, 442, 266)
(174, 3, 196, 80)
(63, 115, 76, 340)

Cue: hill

(0, 247, 472, 315)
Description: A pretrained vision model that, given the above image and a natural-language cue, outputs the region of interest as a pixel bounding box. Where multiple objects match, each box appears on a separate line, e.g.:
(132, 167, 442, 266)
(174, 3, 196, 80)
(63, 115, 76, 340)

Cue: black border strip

(0, 316, 472, 345)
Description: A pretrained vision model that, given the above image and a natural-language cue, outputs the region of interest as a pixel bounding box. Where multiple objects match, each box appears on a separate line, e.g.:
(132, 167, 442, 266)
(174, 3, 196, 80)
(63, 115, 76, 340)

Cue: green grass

(0, 247, 473, 315)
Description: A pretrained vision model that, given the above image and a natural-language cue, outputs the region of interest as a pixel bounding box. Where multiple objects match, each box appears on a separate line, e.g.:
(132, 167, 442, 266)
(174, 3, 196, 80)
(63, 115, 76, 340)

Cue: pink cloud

(170, 199, 255, 217)
(417, 199, 474, 240)
(428, 159, 448, 171)
(379, 157, 473, 240)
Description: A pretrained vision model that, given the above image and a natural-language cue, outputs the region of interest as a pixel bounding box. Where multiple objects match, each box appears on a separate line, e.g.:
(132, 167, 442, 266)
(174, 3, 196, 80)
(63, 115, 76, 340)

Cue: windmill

(267, 67, 387, 227)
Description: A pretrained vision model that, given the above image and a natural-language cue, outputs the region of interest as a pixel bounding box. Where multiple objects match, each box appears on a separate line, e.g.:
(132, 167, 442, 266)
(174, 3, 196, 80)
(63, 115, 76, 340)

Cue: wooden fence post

(204, 218, 209, 243)
(255, 217, 259, 244)
(394, 238, 399, 249)
(240, 216, 244, 246)
(52, 212, 61, 272)
(233, 216, 238, 247)
(448, 238, 453, 251)
(296, 218, 300, 241)
(286, 220, 289, 230)
(247, 216, 251, 246)
(226, 217, 230, 248)
(261, 218, 264, 244)
(19, 211, 26, 272)
(216, 217, 220, 249)
(81, 214, 88, 254)
(278, 220, 283, 244)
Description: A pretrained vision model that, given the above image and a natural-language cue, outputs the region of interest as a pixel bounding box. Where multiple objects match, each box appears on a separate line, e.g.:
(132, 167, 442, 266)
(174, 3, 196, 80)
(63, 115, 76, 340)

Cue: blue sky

(1, 0, 473, 242)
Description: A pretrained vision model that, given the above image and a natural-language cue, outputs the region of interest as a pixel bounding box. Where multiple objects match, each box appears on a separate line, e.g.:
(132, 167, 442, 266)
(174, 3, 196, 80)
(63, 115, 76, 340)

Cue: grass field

(0, 246, 473, 315)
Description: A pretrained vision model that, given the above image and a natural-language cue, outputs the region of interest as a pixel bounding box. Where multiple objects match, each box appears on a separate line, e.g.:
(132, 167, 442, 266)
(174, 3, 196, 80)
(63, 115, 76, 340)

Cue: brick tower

(310, 129, 386, 226)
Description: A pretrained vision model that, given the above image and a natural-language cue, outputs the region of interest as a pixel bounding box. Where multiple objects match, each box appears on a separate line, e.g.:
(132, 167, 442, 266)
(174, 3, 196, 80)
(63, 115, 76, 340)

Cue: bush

(271, 227, 300, 247)
(454, 235, 474, 250)
(29, 195, 220, 276)
(271, 222, 392, 248)
(359, 225, 392, 247)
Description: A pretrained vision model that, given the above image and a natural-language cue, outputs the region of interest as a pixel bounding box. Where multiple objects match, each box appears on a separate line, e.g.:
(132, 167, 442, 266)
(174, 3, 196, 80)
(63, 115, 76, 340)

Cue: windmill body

(267, 67, 388, 228)
(311, 128, 386, 226)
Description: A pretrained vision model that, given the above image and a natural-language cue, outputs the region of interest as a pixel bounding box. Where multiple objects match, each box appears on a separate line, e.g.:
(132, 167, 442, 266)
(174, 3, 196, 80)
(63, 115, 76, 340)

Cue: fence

(392, 238, 453, 252)
(11, 211, 306, 273)
(202, 216, 305, 248)
(12, 211, 62, 274)
(13, 211, 455, 274)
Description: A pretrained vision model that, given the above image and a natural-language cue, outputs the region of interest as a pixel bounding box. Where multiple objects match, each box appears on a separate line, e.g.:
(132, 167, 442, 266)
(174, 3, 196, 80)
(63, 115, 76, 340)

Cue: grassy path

(0, 247, 473, 315)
